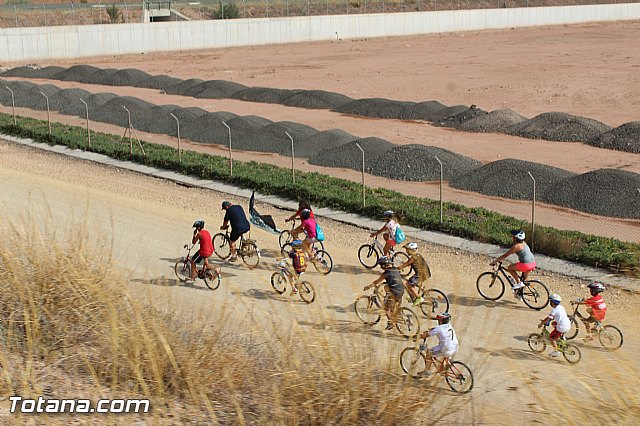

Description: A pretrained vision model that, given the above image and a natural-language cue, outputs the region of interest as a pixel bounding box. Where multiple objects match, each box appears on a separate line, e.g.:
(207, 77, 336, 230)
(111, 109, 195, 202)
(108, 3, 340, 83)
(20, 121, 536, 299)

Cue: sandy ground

(1, 140, 639, 423)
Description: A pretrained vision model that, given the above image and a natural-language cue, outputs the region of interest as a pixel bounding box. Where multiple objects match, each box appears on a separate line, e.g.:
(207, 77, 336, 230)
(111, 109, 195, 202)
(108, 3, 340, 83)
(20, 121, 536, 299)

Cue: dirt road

(2, 140, 638, 423)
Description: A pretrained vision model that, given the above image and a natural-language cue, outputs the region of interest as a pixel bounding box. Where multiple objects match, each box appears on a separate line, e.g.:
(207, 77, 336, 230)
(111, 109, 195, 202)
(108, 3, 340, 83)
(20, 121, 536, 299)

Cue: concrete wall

(2, 4, 640, 62)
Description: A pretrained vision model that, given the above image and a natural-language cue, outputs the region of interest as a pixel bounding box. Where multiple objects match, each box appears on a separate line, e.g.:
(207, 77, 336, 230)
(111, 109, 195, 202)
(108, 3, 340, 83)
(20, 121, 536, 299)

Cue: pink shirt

(302, 218, 317, 239)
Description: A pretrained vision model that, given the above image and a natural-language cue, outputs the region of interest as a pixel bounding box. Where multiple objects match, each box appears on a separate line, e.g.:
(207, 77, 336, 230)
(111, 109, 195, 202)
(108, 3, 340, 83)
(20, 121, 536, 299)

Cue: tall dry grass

(0, 216, 451, 424)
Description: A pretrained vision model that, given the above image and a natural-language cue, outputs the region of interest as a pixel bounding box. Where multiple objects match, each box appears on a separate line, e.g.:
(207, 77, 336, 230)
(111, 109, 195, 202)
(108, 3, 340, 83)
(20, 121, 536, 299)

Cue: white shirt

(548, 304, 571, 333)
(385, 220, 398, 236)
(429, 323, 459, 352)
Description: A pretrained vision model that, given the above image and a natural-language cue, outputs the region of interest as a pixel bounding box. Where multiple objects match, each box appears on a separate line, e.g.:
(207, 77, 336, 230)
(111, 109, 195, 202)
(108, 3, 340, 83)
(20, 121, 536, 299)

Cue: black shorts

(387, 283, 404, 301)
(191, 253, 205, 264)
(230, 227, 250, 242)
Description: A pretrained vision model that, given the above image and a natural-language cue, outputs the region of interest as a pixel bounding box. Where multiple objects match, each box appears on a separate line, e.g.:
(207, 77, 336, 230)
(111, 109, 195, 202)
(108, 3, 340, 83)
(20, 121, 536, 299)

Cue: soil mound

(543, 169, 640, 218)
(333, 98, 416, 119)
(430, 105, 471, 123)
(191, 80, 248, 99)
(164, 78, 205, 95)
(369, 145, 480, 181)
(52, 65, 100, 82)
(295, 129, 357, 158)
(102, 68, 152, 87)
(0, 80, 37, 108)
(222, 116, 265, 151)
(138, 74, 183, 91)
(587, 122, 640, 153)
(181, 112, 238, 145)
(401, 101, 448, 121)
(434, 105, 488, 129)
(281, 90, 353, 110)
(91, 96, 155, 128)
(230, 87, 298, 104)
(78, 68, 116, 85)
(308, 137, 394, 171)
(253, 121, 319, 156)
(0, 65, 65, 79)
(507, 112, 612, 142)
(450, 159, 575, 200)
(460, 109, 528, 133)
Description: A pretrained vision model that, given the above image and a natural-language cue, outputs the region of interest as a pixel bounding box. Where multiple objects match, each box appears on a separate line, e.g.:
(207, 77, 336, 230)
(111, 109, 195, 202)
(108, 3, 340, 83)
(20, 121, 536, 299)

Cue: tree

(106, 4, 122, 23)
(212, 2, 240, 19)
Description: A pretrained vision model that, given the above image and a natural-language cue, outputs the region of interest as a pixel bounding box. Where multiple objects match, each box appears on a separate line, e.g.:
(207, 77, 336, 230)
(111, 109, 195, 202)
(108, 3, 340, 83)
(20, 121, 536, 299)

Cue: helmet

(587, 281, 606, 294)
(300, 209, 311, 220)
(549, 293, 562, 304)
(405, 242, 418, 252)
(291, 239, 303, 248)
(511, 229, 526, 241)
(436, 312, 451, 323)
(192, 220, 205, 229)
(377, 256, 392, 267)
(383, 210, 394, 219)
(221, 201, 231, 210)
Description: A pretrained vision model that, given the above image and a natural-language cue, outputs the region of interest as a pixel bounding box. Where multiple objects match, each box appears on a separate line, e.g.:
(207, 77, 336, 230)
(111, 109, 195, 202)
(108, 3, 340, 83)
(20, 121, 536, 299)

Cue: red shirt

(198, 229, 214, 258)
(585, 294, 606, 321)
(296, 208, 315, 219)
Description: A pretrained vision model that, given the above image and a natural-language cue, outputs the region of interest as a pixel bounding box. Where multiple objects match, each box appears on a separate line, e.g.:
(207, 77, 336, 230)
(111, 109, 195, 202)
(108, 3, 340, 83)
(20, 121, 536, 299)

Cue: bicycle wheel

(311, 240, 325, 252)
(476, 272, 505, 301)
(598, 325, 623, 350)
(270, 272, 287, 294)
(278, 230, 292, 248)
(446, 361, 474, 394)
(358, 244, 379, 269)
(527, 333, 546, 352)
(203, 268, 221, 290)
(298, 281, 316, 304)
(565, 317, 580, 340)
(280, 242, 293, 256)
(240, 241, 260, 269)
(392, 252, 411, 277)
(562, 344, 582, 364)
(354, 295, 381, 325)
(312, 250, 333, 275)
(521, 280, 549, 310)
(399, 347, 427, 378)
(174, 258, 191, 282)
(419, 289, 450, 319)
(395, 307, 421, 338)
(212, 233, 231, 260)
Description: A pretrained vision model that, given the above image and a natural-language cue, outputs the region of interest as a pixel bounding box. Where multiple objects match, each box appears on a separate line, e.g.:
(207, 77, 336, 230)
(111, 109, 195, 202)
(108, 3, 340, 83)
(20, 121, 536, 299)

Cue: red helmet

(436, 312, 451, 323)
(587, 281, 605, 294)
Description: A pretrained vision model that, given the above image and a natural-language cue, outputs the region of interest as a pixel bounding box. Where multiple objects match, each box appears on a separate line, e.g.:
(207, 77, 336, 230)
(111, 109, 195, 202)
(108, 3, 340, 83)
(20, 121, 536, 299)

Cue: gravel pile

(192, 80, 248, 99)
(0, 80, 37, 107)
(281, 90, 353, 110)
(434, 105, 488, 129)
(181, 111, 238, 145)
(450, 158, 576, 200)
(402, 101, 448, 121)
(308, 137, 394, 171)
(587, 122, 640, 154)
(230, 87, 299, 104)
(164, 78, 205, 95)
(78, 68, 115, 85)
(332, 98, 416, 119)
(460, 108, 528, 133)
(0, 65, 65, 79)
(368, 144, 481, 181)
(430, 105, 471, 123)
(52, 65, 100, 82)
(90, 96, 156, 128)
(255, 121, 319, 156)
(138, 74, 183, 91)
(296, 129, 357, 157)
(47, 88, 94, 115)
(507, 112, 612, 142)
(543, 169, 640, 218)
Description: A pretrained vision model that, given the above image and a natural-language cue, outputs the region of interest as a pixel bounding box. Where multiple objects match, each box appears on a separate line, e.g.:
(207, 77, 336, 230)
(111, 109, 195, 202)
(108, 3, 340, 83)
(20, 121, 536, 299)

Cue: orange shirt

(585, 294, 606, 321)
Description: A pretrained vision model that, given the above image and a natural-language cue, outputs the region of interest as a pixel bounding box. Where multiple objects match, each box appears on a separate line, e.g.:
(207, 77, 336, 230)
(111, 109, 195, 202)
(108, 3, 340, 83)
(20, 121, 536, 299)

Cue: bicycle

(476, 261, 549, 310)
(174, 244, 221, 290)
(281, 242, 333, 275)
(270, 259, 316, 304)
(279, 217, 324, 252)
(357, 235, 411, 276)
(565, 300, 623, 350)
(212, 229, 261, 269)
(527, 325, 582, 363)
(354, 283, 421, 338)
(406, 283, 450, 320)
(399, 337, 474, 394)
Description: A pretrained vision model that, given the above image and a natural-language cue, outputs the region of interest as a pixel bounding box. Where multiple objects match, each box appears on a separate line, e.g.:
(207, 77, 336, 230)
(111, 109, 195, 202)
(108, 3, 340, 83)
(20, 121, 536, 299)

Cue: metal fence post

(528, 171, 536, 253)
(43, 4, 47, 26)
(169, 113, 181, 162)
(5, 86, 16, 125)
(14, 5, 18, 27)
(223, 121, 232, 176)
(285, 131, 295, 184)
(435, 156, 443, 226)
(356, 143, 366, 207)
(40, 91, 51, 135)
(79, 98, 91, 147)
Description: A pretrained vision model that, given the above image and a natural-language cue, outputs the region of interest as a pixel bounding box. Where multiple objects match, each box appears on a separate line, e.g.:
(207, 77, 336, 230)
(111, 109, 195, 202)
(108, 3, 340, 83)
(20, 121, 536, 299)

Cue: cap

(221, 201, 231, 210)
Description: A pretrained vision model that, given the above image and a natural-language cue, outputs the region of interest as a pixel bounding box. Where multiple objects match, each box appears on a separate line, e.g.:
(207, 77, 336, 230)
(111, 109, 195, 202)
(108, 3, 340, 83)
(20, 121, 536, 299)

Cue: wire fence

(1, 0, 637, 28)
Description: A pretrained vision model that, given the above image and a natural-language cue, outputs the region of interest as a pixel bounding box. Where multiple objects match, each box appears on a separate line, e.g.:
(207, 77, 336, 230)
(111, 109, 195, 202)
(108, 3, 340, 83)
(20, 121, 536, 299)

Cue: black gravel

(506, 112, 612, 142)
(587, 122, 640, 154)
(229, 87, 299, 104)
(332, 98, 416, 119)
(542, 169, 640, 219)
(138, 74, 183, 91)
(52, 65, 100, 82)
(181, 112, 237, 145)
(368, 144, 481, 181)
(164, 78, 205, 95)
(402, 101, 448, 121)
(433, 105, 488, 129)
(281, 90, 353, 110)
(430, 105, 472, 123)
(190, 80, 248, 99)
(450, 158, 576, 200)
(78, 68, 115, 84)
(308, 137, 394, 171)
(460, 108, 528, 133)
(295, 129, 357, 158)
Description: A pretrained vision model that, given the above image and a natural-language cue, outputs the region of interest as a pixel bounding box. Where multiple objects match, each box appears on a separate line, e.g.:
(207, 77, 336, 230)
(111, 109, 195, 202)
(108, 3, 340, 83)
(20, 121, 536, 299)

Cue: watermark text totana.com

(8, 396, 150, 414)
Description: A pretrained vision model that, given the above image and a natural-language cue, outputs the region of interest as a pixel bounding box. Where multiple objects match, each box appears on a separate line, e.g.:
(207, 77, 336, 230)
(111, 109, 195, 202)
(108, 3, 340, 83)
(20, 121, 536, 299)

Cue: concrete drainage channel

(2, 133, 638, 291)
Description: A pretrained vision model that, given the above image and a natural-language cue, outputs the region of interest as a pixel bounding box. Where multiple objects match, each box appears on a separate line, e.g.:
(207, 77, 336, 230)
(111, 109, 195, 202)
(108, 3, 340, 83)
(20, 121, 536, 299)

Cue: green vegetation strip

(1, 112, 638, 275)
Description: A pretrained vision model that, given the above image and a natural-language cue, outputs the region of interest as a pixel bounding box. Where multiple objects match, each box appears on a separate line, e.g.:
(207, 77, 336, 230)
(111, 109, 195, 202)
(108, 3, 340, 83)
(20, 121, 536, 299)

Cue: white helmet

(549, 293, 562, 304)
(405, 242, 418, 251)
(511, 229, 526, 241)
(383, 210, 394, 219)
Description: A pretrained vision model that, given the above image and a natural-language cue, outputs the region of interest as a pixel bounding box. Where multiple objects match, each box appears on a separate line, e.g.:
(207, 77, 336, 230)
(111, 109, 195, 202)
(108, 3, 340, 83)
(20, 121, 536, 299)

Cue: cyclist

(417, 312, 459, 377)
(363, 257, 404, 331)
(573, 281, 607, 342)
(370, 210, 399, 257)
(220, 200, 251, 262)
(285, 199, 314, 223)
(490, 229, 536, 293)
(538, 293, 571, 358)
(189, 220, 218, 281)
(278, 239, 308, 294)
(399, 242, 430, 306)
(291, 208, 317, 260)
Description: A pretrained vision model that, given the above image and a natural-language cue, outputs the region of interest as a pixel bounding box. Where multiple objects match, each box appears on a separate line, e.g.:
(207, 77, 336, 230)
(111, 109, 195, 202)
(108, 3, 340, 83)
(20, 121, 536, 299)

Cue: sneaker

(511, 281, 525, 290)
(514, 290, 523, 300)
(228, 255, 238, 262)
(549, 350, 560, 358)
(413, 296, 424, 307)
(290, 286, 298, 295)
(385, 322, 394, 331)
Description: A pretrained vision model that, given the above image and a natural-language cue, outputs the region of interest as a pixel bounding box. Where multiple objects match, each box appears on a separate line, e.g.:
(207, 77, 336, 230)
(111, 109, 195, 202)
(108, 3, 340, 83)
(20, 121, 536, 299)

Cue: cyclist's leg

(190, 253, 202, 279)
(406, 275, 421, 301)
(228, 229, 244, 258)
(506, 263, 521, 284)
(302, 237, 314, 259)
(548, 326, 562, 353)
(582, 314, 597, 339)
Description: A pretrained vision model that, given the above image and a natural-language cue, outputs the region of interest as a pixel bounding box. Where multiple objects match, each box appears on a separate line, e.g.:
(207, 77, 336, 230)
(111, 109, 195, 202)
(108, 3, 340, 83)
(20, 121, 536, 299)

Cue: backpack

(395, 226, 406, 244)
(290, 249, 307, 274)
(315, 222, 325, 242)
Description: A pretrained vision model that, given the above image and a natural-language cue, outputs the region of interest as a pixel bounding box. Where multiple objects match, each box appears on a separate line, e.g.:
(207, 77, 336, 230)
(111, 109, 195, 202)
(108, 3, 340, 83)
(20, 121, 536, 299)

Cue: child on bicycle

(538, 293, 571, 357)
(418, 312, 458, 377)
(573, 281, 607, 341)
(370, 210, 399, 257)
(190, 220, 219, 281)
(285, 199, 314, 223)
(277, 239, 307, 294)
(291, 209, 317, 260)
(363, 257, 404, 330)
(490, 229, 536, 293)
(399, 242, 431, 306)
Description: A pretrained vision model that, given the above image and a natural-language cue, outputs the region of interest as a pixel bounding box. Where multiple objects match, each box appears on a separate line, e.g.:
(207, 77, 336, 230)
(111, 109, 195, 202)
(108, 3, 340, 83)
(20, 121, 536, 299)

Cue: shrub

(211, 1, 240, 19)
(106, 4, 122, 23)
